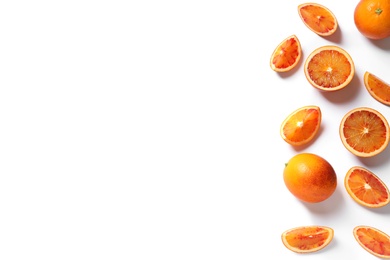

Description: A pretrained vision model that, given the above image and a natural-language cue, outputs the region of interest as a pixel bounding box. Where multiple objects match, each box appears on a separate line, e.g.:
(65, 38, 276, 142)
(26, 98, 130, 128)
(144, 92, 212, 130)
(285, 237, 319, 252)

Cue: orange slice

(298, 2, 338, 36)
(339, 107, 390, 157)
(270, 35, 302, 72)
(353, 226, 390, 258)
(304, 45, 355, 92)
(364, 71, 390, 106)
(281, 226, 334, 253)
(280, 105, 321, 146)
(344, 166, 390, 208)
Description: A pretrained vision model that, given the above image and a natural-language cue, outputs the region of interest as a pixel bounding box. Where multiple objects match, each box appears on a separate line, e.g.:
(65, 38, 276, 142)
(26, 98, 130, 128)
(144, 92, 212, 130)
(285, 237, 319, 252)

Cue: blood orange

(339, 107, 390, 157)
(364, 71, 390, 106)
(283, 153, 337, 203)
(280, 105, 321, 146)
(270, 35, 301, 72)
(344, 166, 390, 208)
(354, 0, 390, 40)
(353, 226, 390, 258)
(298, 2, 338, 36)
(304, 45, 355, 92)
(282, 226, 334, 253)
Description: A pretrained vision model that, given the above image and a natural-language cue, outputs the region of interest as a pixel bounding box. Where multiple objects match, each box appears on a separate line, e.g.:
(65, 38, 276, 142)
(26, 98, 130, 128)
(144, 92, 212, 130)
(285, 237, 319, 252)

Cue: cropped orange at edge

(354, 0, 390, 40)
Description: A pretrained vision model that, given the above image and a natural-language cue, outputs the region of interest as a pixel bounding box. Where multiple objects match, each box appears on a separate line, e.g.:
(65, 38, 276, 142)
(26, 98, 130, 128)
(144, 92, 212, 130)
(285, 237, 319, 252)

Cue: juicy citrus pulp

(339, 107, 390, 157)
(353, 226, 390, 258)
(304, 45, 355, 92)
(270, 35, 301, 72)
(364, 71, 390, 106)
(282, 226, 334, 253)
(344, 166, 390, 208)
(298, 2, 338, 36)
(280, 105, 321, 146)
(283, 153, 337, 203)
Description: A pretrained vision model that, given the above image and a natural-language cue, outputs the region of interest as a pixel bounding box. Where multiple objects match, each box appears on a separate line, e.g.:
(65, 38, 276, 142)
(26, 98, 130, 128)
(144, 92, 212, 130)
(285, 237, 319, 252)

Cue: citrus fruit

(280, 105, 321, 146)
(304, 45, 355, 92)
(283, 153, 337, 203)
(270, 35, 302, 72)
(344, 166, 390, 208)
(353, 226, 390, 258)
(354, 0, 390, 40)
(282, 226, 334, 253)
(339, 107, 390, 157)
(364, 71, 390, 106)
(298, 2, 338, 36)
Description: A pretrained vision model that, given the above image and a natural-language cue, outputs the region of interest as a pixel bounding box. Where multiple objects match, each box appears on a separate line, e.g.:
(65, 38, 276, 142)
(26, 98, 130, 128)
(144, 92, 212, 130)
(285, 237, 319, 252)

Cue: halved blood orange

(281, 226, 334, 253)
(298, 2, 338, 36)
(280, 105, 321, 146)
(344, 166, 390, 208)
(364, 71, 390, 106)
(353, 226, 390, 258)
(270, 35, 302, 72)
(304, 45, 355, 92)
(339, 107, 390, 157)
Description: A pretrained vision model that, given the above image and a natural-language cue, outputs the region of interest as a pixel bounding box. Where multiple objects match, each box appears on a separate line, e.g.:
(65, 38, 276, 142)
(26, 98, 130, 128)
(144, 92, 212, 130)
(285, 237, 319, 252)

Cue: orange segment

(304, 45, 355, 92)
(280, 105, 321, 146)
(282, 226, 334, 253)
(339, 107, 390, 157)
(298, 2, 338, 36)
(344, 166, 390, 208)
(270, 35, 302, 72)
(353, 226, 390, 258)
(364, 71, 390, 106)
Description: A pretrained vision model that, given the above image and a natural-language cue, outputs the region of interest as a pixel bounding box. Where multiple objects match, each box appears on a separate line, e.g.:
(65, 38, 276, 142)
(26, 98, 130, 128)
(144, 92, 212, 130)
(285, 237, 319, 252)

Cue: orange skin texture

(354, 0, 390, 40)
(284, 153, 337, 203)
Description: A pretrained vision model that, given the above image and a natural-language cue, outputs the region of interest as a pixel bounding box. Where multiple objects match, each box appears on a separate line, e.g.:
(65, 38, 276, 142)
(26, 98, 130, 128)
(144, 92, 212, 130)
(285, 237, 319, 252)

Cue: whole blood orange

(283, 153, 337, 203)
(354, 0, 390, 40)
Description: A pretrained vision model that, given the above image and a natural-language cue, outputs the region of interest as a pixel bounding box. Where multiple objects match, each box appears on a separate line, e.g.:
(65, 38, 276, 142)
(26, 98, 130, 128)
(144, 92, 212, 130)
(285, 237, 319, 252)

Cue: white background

(1, 0, 390, 259)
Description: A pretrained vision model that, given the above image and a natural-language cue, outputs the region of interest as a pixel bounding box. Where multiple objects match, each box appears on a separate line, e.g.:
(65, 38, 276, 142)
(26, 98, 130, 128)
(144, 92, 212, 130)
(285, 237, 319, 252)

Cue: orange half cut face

(304, 45, 354, 92)
(339, 107, 390, 157)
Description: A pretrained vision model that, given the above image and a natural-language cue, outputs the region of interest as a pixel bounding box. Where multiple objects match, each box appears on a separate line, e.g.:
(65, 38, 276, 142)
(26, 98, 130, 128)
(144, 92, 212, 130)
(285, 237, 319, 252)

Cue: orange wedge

(298, 2, 338, 36)
(270, 35, 302, 72)
(364, 71, 390, 106)
(344, 166, 390, 208)
(280, 105, 321, 146)
(353, 226, 390, 258)
(339, 107, 390, 157)
(282, 226, 334, 253)
(304, 45, 355, 92)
